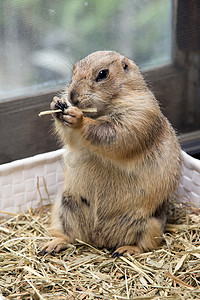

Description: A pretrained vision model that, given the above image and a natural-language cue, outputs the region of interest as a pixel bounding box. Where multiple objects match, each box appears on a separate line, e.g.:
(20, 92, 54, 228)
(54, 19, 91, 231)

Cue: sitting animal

(40, 51, 182, 257)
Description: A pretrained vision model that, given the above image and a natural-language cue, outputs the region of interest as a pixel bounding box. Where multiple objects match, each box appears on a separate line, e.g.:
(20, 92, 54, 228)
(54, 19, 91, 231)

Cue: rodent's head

(67, 51, 148, 116)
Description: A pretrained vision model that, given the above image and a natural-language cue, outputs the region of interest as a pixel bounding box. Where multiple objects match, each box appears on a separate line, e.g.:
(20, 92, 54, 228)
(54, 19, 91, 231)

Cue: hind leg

(138, 217, 164, 251)
(38, 195, 74, 255)
(38, 231, 71, 255)
(39, 192, 89, 255)
(112, 217, 163, 257)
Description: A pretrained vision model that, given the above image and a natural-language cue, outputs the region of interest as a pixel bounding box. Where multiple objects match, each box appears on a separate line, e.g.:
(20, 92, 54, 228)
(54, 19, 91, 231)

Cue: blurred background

(0, 0, 199, 163)
(0, 0, 171, 99)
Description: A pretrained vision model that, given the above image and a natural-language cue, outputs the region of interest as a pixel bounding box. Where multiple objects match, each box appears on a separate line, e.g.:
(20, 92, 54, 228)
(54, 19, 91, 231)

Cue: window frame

(0, 0, 199, 164)
(144, 0, 200, 156)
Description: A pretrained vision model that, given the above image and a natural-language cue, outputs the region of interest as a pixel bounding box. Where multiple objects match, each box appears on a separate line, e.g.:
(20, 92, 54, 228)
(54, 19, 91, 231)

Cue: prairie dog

(40, 51, 182, 256)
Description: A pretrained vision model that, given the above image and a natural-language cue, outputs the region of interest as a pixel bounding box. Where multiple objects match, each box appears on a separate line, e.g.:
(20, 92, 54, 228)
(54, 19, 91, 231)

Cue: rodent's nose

(69, 90, 79, 106)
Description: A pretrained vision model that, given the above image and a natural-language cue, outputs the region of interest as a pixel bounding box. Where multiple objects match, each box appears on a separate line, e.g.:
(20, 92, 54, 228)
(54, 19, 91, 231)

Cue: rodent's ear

(121, 58, 129, 72)
(72, 64, 76, 73)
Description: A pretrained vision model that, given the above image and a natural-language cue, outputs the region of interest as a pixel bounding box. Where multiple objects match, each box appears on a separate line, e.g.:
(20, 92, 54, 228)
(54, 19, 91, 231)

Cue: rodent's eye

(96, 69, 109, 82)
(122, 61, 128, 71)
(123, 63, 128, 70)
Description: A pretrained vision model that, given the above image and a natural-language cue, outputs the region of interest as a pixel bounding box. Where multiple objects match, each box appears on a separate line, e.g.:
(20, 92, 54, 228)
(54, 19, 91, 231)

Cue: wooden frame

(0, 0, 199, 164)
(145, 0, 200, 155)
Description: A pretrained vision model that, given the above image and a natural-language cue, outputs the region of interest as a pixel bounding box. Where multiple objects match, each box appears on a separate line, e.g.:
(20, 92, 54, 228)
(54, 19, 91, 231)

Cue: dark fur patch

(86, 122, 116, 145)
(60, 193, 88, 237)
(81, 196, 90, 207)
(145, 115, 165, 149)
(59, 194, 78, 235)
(61, 194, 78, 211)
(153, 201, 167, 230)
(60, 214, 72, 235)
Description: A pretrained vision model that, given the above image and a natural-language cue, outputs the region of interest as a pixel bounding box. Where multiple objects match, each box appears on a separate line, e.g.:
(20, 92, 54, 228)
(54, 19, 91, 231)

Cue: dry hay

(0, 202, 200, 300)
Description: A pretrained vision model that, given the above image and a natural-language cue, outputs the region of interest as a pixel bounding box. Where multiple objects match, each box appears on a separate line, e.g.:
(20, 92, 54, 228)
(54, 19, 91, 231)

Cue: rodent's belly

(64, 163, 138, 248)
(63, 152, 145, 215)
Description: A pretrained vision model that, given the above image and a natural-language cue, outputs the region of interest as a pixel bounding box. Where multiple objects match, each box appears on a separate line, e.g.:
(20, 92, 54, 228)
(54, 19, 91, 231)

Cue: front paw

(51, 96, 68, 121)
(62, 107, 83, 128)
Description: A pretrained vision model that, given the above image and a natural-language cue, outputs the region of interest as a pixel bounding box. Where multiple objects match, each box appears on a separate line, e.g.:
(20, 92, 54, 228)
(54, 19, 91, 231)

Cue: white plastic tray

(178, 150, 200, 207)
(0, 149, 199, 215)
(0, 149, 64, 215)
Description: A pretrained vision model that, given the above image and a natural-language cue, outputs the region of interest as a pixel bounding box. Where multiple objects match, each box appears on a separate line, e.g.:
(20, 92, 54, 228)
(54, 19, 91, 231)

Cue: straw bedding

(0, 200, 200, 300)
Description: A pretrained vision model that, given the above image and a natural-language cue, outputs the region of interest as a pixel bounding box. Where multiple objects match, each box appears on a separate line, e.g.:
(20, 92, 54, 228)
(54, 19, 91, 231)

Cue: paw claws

(38, 238, 69, 256)
(51, 97, 69, 121)
(112, 251, 122, 258)
(38, 248, 48, 256)
(112, 245, 141, 257)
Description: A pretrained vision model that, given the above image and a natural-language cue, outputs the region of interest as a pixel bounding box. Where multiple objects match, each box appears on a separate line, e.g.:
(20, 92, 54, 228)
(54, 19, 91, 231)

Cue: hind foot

(112, 245, 141, 258)
(38, 237, 69, 256)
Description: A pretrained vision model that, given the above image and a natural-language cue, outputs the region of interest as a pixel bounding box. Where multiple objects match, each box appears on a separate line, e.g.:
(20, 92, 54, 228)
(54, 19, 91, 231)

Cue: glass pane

(0, 0, 172, 100)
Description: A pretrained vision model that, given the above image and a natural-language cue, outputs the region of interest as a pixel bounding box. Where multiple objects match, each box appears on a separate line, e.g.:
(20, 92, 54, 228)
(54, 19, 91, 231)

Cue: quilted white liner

(0, 149, 64, 215)
(178, 150, 200, 207)
(0, 149, 199, 215)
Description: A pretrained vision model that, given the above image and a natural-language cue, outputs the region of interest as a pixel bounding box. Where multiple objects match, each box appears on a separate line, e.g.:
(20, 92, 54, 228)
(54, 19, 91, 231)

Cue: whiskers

(78, 93, 108, 113)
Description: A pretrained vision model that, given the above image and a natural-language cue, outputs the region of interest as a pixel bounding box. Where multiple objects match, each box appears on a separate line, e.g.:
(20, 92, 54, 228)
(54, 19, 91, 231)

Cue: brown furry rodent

(40, 51, 182, 257)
